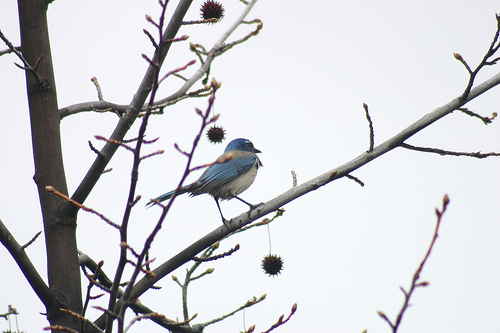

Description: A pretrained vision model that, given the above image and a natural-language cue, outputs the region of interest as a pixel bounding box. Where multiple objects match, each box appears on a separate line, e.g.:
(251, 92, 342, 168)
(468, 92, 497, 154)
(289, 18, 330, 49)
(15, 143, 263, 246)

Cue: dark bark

(17, 0, 82, 329)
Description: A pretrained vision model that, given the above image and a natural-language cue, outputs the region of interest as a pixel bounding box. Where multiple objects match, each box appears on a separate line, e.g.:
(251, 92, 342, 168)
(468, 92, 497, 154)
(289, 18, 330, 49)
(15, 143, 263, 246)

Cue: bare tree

(1, 1, 499, 332)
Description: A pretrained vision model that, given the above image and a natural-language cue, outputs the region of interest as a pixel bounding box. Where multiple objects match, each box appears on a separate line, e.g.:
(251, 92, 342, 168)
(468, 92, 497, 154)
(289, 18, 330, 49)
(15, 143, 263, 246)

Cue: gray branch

(65, 0, 194, 212)
(91, 69, 500, 331)
(0, 219, 60, 318)
(58, 0, 259, 119)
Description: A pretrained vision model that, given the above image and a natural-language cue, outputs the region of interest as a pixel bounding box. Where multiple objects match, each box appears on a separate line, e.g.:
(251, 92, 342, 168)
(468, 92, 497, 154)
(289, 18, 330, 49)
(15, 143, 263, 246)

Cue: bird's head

(225, 138, 261, 153)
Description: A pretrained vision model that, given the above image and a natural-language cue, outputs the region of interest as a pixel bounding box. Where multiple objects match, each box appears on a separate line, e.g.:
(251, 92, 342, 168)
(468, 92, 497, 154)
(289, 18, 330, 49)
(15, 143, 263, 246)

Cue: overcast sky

(1, 1, 500, 332)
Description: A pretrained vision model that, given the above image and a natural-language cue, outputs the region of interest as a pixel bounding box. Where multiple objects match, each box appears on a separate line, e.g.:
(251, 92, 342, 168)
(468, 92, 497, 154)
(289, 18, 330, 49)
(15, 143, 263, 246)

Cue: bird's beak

(254, 147, 262, 153)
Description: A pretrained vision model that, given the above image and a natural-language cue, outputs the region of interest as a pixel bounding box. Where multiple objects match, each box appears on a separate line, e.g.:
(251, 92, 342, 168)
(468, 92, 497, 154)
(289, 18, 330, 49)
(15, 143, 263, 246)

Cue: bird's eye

(246, 141, 253, 149)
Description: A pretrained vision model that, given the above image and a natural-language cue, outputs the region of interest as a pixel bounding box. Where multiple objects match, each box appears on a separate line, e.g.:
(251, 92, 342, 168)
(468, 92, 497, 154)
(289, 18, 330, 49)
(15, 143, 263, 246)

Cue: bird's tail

(146, 182, 200, 207)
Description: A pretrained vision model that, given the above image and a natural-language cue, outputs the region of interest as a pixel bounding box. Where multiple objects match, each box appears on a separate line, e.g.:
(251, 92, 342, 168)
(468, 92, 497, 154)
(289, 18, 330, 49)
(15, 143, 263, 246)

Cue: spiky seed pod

(261, 254, 284, 277)
(200, 0, 225, 22)
(206, 125, 226, 143)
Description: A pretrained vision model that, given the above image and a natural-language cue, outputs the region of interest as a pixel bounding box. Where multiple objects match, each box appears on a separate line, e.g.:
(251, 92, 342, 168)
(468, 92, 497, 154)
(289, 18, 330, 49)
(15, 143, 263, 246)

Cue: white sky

(1, 0, 500, 332)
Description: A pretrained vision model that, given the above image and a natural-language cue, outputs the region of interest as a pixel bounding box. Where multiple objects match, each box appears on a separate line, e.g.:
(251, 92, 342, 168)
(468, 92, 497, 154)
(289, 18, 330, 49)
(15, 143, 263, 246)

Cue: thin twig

(262, 303, 298, 333)
(21, 231, 42, 249)
(177, 245, 218, 321)
(193, 244, 240, 261)
(45, 186, 120, 229)
(291, 170, 297, 187)
(0, 46, 21, 56)
(94, 135, 135, 152)
(123, 312, 170, 333)
(0, 305, 19, 319)
(140, 149, 165, 161)
(88, 140, 103, 157)
(456, 14, 500, 100)
(202, 294, 267, 327)
(400, 143, 500, 158)
(378, 195, 450, 332)
(43, 325, 79, 333)
(59, 308, 105, 333)
(91, 77, 104, 101)
(345, 174, 364, 187)
(217, 19, 263, 54)
(457, 107, 497, 125)
(0, 29, 42, 82)
(82, 264, 112, 294)
(143, 29, 158, 49)
(182, 18, 219, 25)
(158, 59, 196, 85)
(363, 103, 375, 152)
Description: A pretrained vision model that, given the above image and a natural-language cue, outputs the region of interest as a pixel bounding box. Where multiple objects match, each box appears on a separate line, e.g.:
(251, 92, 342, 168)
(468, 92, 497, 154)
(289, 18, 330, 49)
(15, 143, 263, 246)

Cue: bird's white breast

(216, 162, 259, 200)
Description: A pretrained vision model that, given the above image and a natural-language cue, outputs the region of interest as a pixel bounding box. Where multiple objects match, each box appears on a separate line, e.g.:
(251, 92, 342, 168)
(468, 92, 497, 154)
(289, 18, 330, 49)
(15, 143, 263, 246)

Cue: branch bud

(443, 194, 450, 207)
(209, 114, 220, 122)
(453, 52, 463, 61)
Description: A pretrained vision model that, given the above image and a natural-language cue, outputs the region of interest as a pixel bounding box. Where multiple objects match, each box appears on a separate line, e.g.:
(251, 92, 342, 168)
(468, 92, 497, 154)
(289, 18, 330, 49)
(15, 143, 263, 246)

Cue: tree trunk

(18, 0, 82, 330)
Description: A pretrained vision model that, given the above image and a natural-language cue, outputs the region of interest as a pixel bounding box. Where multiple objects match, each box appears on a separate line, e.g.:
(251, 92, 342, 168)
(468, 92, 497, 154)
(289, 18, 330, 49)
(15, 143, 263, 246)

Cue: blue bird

(148, 138, 262, 223)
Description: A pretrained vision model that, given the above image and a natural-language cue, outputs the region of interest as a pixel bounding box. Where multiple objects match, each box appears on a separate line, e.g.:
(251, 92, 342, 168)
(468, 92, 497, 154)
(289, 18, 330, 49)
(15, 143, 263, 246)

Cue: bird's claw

(246, 202, 264, 219)
(249, 202, 264, 210)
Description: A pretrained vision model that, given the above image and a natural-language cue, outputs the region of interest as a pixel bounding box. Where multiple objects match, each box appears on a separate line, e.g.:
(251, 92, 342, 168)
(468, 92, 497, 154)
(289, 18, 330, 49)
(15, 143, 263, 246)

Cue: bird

(147, 138, 262, 223)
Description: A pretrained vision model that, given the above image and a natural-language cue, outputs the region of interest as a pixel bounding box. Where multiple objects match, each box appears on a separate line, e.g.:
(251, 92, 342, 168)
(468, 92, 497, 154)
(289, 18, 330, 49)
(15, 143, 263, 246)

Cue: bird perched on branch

(147, 138, 262, 223)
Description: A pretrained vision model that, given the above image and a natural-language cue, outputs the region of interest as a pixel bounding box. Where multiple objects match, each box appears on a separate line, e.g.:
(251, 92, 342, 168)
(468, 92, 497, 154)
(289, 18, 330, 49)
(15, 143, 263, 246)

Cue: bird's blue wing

(197, 151, 257, 190)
